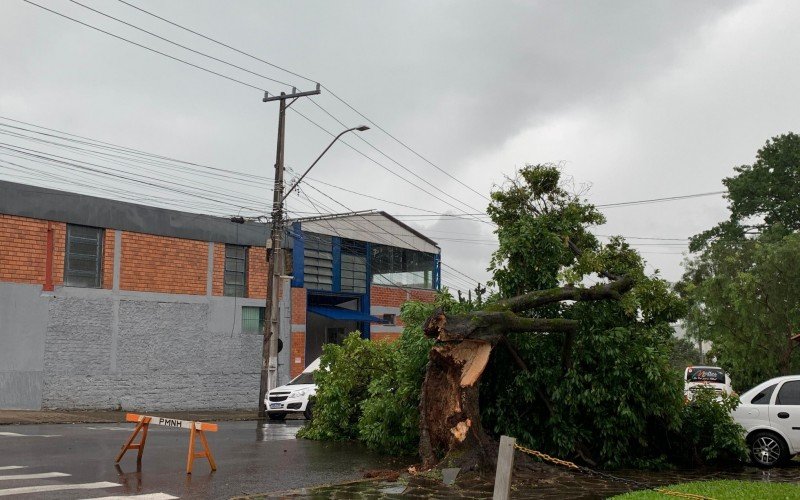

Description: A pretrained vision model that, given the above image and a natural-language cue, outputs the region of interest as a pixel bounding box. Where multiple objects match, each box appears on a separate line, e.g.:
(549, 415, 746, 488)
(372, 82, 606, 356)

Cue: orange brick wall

(212, 243, 225, 296)
(370, 285, 437, 307)
(248, 247, 267, 299)
(0, 214, 65, 287)
(289, 287, 308, 377)
(101, 229, 115, 289)
(52, 222, 66, 287)
(370, 285, 436, 327)
(371, 332, 401, 343)
(120, 232, 207, 295)
(291, 287, 307, 325)
(290, 331, 306, 378)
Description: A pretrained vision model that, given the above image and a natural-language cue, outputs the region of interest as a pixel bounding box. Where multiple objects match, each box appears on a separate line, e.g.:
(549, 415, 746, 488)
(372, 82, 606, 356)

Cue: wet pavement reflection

(0, 420, 409, 499)
(271, 460, 800, 499)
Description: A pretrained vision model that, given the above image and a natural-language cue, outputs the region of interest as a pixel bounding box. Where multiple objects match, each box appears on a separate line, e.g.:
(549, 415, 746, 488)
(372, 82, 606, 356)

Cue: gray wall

(0, 283, 49, 409)
(39, 288, 264, 410)
(0, 283, 285, 411)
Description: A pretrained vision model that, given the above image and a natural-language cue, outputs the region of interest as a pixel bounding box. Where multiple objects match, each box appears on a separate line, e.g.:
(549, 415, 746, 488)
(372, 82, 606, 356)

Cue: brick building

(0, 180, 440, 410)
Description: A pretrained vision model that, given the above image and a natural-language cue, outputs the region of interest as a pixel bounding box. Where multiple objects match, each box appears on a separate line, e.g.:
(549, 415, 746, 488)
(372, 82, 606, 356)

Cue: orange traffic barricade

(115, 413, 218, 474)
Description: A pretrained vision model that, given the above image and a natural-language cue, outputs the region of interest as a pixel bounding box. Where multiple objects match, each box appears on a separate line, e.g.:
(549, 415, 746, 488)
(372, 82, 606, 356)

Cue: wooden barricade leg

(186, 422, 217, 474)
(137, 420, 150, 463)
(116, 417, 151, 464)
(186, 425, 197, 474)
(198, 429, 217, 471)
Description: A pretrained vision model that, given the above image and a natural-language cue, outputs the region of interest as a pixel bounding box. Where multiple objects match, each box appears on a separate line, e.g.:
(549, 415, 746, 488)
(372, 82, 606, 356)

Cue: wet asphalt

(0, 420, 408, 499)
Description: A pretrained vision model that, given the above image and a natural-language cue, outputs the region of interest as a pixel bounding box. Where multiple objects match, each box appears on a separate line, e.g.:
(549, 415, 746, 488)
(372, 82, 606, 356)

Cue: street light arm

(282, 125, 368, 201)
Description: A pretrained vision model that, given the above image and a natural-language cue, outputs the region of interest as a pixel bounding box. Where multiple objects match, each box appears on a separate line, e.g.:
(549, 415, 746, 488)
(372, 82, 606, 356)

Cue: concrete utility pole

(259, 85, 321, 418)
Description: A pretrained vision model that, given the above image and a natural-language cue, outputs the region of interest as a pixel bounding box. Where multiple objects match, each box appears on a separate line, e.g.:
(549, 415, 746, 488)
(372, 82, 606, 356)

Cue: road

(0, 420, 408, 499)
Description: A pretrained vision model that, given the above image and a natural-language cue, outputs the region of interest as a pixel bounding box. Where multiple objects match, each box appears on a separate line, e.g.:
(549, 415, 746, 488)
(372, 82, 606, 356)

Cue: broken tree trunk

(417, 278, 634, 470)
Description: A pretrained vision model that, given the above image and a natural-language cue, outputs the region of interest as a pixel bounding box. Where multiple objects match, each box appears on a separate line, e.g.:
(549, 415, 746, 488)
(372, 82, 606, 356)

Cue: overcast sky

(2, 0, 798, 292)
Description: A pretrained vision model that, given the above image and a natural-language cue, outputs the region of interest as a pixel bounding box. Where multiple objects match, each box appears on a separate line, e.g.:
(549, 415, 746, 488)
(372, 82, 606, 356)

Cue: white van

(684, 365, 733, 400)
(264, 358, 320, 421)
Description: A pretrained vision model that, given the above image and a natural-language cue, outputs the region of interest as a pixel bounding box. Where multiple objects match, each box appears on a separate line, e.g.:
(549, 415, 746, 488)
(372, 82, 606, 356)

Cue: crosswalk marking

(0, 467, 25, 471)
(82, 494, 179, 500)
(0, 431, 60, 438)
(0, 481, 120, 497)
(0, 472, 70, 481)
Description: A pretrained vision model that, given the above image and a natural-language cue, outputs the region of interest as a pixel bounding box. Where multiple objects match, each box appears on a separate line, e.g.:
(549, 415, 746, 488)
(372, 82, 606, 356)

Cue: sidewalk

(0, 409, 259, 425)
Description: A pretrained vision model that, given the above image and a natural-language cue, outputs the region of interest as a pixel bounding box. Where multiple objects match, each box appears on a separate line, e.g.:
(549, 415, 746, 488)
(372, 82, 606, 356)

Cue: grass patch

(612, 480, 800, 499)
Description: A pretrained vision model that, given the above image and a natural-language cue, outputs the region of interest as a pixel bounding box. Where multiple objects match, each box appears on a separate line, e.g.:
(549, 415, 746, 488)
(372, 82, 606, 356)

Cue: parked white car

(684, 366, 733, 400)
(265, 358, 320, 421)
(732, 375, 800, 467)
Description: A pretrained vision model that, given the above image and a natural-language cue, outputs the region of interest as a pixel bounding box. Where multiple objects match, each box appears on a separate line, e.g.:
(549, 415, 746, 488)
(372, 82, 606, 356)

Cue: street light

(282, 125, 370, 201)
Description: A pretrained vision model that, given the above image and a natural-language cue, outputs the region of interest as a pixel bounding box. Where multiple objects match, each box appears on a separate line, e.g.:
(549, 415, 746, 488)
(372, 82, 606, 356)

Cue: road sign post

(115, 413, 218, 474)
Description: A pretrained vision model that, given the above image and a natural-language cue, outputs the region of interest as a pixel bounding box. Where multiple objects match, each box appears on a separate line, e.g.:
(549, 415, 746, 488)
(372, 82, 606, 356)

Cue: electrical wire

(20, 0, 268, 92)
(68, 0, 297, 88)
(114, 0, 488, 204)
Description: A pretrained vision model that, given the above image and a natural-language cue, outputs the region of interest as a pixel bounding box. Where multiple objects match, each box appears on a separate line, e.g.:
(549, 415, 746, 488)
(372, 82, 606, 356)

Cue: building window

(372, 245, 436, 289)
(242, 306, 265, 333)
(382, 313, 396, 325)
(65, 224, 103, 288)
(304, 233, 333, 291)
(341, 239, 367, 293)
(224, 245, 248, 297)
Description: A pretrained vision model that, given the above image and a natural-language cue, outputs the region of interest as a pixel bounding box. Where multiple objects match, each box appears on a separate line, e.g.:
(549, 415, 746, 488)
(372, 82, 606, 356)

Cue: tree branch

(493, 276, 634, 313)
(424, 310, 579, 343)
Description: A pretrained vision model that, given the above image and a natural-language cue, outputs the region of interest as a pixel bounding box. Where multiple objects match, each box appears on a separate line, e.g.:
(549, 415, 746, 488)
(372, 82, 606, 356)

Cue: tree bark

(418, 279, 634, 470)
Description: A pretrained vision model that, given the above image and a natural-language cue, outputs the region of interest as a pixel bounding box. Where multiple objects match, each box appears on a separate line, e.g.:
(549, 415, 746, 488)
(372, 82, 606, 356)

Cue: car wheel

(267, 412, 286, 421)
(303, 401, 314, 420)
(749, 431, 789, 467)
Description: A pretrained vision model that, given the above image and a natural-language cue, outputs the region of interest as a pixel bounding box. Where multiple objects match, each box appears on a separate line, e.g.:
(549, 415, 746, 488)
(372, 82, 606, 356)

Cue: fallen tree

(418, 277, 634, 470)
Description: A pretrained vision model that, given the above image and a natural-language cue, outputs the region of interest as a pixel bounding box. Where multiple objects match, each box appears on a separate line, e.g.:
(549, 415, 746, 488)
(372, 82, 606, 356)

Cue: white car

(265, 358, 319, 421)
(684, 365, 733, 400)
(732, 375, 800, 467)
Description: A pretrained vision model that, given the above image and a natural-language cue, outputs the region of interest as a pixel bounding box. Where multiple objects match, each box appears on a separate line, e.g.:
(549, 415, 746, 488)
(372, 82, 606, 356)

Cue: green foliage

(357, 301, 435, 454)
(682, 133, 800, 391)
(481, 164, 690, 468)
(691, 132, 800, 250)
(303, 163, 744, 469)
(613, 480, 800, 500)
(671, 389, 748, 465)
(299, 292, 471, 454)
(667, 336, 703, 371)
(487, 164, 605, 295)
(682, 233, 800, 391)
(296, 332, 392, 441)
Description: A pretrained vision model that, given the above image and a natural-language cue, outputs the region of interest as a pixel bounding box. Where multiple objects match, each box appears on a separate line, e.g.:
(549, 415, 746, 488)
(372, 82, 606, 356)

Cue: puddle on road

(255, 420, 304, 442)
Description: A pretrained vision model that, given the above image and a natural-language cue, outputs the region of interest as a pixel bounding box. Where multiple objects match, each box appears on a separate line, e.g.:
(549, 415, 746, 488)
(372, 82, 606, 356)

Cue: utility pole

(258, 85, 321, 418)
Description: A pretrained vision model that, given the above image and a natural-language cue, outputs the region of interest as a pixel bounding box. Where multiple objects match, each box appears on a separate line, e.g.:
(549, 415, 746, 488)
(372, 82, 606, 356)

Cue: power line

(289, 108, 493, 226)
(114, 0, 488, 204)
(0, 116, 270, 182)
(306, 99, 489, 217)
(291, 173, 480, 288)
(24, 1, 490, 226)
(595, 191, 725, 208)
(21, 0, 267, 92)
(67, 0, 297, 88)
(115, 0, 319, 85)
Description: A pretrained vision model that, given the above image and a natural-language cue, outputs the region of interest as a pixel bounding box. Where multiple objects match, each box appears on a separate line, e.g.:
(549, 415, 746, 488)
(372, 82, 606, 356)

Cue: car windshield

(686, 367, 725, 383)
(289, 372, 315, 385)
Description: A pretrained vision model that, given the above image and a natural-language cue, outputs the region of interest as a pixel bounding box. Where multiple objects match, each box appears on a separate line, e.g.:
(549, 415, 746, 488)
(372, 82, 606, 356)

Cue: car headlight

(290, 390, 306, 398)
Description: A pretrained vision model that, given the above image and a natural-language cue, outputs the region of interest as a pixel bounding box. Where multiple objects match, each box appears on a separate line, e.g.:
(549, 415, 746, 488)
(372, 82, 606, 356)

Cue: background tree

(683, 133, 800, 391)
